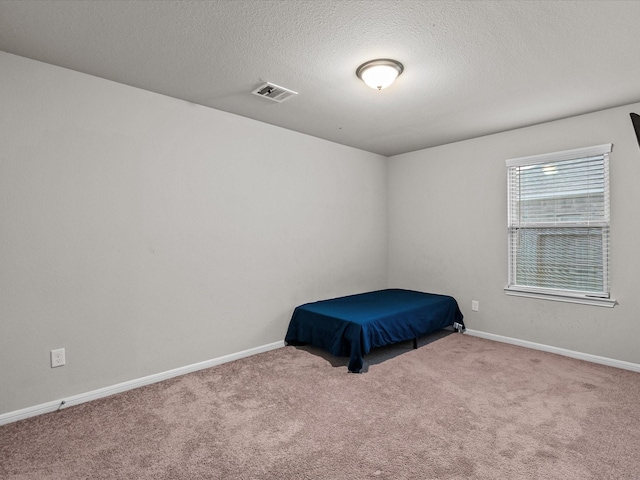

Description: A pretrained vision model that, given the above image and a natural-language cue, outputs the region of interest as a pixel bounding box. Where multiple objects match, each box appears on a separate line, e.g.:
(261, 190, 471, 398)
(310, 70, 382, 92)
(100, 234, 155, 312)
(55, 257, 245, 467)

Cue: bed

(284, 288, 464, 372)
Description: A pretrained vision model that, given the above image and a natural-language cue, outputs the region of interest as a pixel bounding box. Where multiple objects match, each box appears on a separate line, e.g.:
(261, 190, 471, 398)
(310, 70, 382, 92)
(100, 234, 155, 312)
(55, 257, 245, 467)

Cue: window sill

(504, 288, 617, 308)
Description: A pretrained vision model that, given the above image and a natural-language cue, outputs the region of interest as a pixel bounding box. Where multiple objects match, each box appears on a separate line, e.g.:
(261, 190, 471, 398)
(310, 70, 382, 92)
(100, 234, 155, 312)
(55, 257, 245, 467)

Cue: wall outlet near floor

(471, 300, 479, 312)
(51, 348, 65, 368)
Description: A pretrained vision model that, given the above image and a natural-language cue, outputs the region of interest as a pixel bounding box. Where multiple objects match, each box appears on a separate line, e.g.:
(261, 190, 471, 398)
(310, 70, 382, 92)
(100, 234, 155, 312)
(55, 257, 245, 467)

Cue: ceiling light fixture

(356, 59, 404, 90)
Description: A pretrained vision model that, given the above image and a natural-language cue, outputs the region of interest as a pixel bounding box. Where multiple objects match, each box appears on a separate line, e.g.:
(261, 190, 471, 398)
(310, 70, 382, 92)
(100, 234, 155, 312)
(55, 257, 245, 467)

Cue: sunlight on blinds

(506, 144, 611, 299)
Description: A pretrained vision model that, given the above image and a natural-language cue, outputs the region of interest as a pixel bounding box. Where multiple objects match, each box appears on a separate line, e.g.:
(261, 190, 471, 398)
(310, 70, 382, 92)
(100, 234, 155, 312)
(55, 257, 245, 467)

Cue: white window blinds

(506, 144, 613, 305)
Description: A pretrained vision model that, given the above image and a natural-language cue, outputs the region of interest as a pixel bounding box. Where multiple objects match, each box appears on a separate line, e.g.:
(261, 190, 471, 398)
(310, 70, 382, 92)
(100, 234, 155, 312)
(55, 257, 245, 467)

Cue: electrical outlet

(51, 348, 65, 368)
(471, 300, 479, 312)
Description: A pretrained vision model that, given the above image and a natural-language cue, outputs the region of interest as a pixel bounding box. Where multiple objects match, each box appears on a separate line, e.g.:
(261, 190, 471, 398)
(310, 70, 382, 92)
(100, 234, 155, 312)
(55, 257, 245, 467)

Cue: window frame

(504, 143, 616, 308)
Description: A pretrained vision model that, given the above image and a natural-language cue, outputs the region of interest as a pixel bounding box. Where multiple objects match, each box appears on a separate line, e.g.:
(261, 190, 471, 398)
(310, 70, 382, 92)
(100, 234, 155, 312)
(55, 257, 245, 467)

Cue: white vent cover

(251, 82, 297, 103)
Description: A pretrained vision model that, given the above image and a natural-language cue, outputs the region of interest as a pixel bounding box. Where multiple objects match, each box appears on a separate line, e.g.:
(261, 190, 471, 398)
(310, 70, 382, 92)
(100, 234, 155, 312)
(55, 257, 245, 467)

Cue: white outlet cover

(51, 348, 65, 368)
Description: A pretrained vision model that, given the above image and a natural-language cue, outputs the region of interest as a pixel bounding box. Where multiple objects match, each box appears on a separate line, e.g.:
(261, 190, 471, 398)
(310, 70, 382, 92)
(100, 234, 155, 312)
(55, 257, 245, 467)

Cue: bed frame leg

(453, 322, 465, 333)
(413, 338, 418, 349)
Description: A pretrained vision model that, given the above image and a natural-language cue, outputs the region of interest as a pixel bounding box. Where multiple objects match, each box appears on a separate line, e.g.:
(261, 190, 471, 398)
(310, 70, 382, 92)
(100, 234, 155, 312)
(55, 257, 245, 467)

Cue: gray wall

(0, 53, 388, 414)
(388, 103, 640, 364)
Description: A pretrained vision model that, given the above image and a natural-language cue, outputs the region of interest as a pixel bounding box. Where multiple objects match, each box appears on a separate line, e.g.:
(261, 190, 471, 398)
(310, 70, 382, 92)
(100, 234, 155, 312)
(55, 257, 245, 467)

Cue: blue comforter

(285, 288, 464, 372)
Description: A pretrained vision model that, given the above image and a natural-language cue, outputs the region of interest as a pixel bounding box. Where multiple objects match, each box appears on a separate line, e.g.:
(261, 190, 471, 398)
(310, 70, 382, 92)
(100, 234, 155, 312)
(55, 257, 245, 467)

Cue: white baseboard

(464, 329, 640, 373)
(0, 340, 285, 427)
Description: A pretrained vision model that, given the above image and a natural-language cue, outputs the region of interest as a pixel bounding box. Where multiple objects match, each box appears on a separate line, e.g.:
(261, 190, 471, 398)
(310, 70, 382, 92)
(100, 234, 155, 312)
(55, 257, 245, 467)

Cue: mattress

(285, 288, 464, 372)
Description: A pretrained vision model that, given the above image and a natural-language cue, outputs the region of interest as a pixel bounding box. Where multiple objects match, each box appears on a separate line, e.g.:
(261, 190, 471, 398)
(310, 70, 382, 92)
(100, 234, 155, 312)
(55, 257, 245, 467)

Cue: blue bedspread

(285, 288, 464, 372)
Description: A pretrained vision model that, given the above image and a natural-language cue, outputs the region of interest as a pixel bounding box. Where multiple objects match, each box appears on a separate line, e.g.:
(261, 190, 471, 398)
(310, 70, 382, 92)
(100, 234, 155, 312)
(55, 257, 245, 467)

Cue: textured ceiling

(1, 0, 640, 156)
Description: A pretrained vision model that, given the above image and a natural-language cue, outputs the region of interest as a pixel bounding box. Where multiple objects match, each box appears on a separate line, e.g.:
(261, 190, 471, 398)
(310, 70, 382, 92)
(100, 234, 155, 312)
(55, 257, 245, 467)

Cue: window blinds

(506, 144, 611, 298)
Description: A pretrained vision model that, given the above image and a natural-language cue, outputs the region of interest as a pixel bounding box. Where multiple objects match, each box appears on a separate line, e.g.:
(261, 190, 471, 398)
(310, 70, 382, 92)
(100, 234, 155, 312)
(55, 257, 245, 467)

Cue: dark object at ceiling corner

(630, 113, 640, 148)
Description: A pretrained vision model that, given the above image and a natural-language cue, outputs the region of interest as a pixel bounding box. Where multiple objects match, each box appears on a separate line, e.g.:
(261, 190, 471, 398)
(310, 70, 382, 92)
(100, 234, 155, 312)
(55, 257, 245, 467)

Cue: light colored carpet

(1, 333, 639, 479)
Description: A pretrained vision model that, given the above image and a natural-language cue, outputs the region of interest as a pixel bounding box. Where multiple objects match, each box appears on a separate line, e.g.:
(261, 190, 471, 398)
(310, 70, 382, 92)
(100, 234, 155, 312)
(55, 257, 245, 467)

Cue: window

(505, 144, 615, 307)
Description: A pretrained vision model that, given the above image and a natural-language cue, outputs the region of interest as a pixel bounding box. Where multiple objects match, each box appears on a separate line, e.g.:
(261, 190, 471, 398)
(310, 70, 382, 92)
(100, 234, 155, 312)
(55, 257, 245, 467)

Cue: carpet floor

(1, 332, 639, 479)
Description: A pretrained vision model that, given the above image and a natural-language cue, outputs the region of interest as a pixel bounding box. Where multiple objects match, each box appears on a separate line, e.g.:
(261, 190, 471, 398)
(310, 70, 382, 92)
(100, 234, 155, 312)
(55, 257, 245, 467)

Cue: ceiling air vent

(251, 82, 297, 103)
